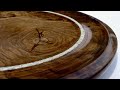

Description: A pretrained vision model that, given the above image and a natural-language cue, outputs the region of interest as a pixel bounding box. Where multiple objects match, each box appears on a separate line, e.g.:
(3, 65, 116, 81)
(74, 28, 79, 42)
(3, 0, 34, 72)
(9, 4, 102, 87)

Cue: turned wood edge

(61, 13, 118, 79)
(91, 21, 118, 79)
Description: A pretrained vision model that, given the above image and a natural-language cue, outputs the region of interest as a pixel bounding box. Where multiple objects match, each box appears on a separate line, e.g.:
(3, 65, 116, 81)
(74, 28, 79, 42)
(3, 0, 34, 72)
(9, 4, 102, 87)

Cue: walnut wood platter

(0, 11, 117, 79)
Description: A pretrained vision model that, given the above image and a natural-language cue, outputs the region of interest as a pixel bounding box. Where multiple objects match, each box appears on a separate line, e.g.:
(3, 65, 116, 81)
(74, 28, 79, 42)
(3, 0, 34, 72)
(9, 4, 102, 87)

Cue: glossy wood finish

(0, 11, 117, 79)
(0, 11, 80, 67)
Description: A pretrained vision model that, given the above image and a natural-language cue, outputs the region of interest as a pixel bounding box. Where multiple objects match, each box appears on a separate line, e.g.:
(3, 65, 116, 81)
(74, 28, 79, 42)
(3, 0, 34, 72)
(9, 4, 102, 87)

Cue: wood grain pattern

(0, 11, 80, 67)
(0, 11, 117, 79)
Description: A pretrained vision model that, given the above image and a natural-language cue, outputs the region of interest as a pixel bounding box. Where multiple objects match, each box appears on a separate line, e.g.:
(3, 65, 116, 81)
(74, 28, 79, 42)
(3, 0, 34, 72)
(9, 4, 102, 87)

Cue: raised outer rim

(60, 11, 118, 79)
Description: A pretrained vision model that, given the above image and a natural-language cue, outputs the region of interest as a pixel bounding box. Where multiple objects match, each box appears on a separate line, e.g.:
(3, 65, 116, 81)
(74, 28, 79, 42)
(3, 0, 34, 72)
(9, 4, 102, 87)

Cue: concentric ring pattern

(0, 11, 81, 67)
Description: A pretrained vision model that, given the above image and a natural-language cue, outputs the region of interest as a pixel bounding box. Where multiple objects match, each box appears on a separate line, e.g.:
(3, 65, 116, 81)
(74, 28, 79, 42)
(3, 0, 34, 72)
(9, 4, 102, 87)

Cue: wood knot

(30, 28, 53, 52)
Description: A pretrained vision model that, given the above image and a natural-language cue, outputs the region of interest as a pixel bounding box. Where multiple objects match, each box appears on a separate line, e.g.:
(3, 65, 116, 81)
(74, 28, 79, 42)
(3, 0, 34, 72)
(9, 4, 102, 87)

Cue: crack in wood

(30, 28, 44, 52)
(30, 28, 52, 52)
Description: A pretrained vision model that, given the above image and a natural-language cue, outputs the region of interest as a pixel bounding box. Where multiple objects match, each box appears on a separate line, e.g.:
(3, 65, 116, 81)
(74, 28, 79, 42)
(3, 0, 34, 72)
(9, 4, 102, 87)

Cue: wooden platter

(0, 11, 117, 79)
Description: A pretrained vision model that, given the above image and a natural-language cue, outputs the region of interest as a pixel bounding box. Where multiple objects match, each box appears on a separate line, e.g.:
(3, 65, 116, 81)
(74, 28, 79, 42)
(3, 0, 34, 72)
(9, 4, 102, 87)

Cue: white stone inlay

(0, 11, 85, 71)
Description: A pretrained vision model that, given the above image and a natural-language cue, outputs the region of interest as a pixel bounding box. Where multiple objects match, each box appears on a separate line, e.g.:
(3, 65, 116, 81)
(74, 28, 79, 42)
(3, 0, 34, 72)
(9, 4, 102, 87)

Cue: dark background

(0, 0, 119, 11)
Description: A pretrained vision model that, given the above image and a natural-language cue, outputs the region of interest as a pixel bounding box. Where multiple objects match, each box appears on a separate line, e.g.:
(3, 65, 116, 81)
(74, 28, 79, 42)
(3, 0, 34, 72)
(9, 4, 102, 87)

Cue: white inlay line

(0, 11, 85, 71)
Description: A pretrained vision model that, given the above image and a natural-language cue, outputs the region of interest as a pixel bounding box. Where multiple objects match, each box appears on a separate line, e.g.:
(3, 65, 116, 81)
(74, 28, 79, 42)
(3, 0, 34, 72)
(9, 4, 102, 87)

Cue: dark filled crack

(30, 28, 53, 52)
(30, 28, 44, 52)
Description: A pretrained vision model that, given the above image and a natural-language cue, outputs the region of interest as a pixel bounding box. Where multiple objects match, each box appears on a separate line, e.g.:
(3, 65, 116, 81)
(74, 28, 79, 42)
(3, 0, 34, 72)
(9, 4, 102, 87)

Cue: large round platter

(0, 11, 117, 79)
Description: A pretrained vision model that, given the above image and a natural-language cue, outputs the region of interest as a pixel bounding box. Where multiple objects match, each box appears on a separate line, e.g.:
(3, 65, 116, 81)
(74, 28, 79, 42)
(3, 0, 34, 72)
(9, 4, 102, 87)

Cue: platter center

(0, 11, 85, 71)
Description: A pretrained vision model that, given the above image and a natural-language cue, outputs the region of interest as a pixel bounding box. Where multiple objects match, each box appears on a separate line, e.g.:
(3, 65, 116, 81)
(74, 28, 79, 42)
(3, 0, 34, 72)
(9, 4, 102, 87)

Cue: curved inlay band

(0, 11, 85, 71)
